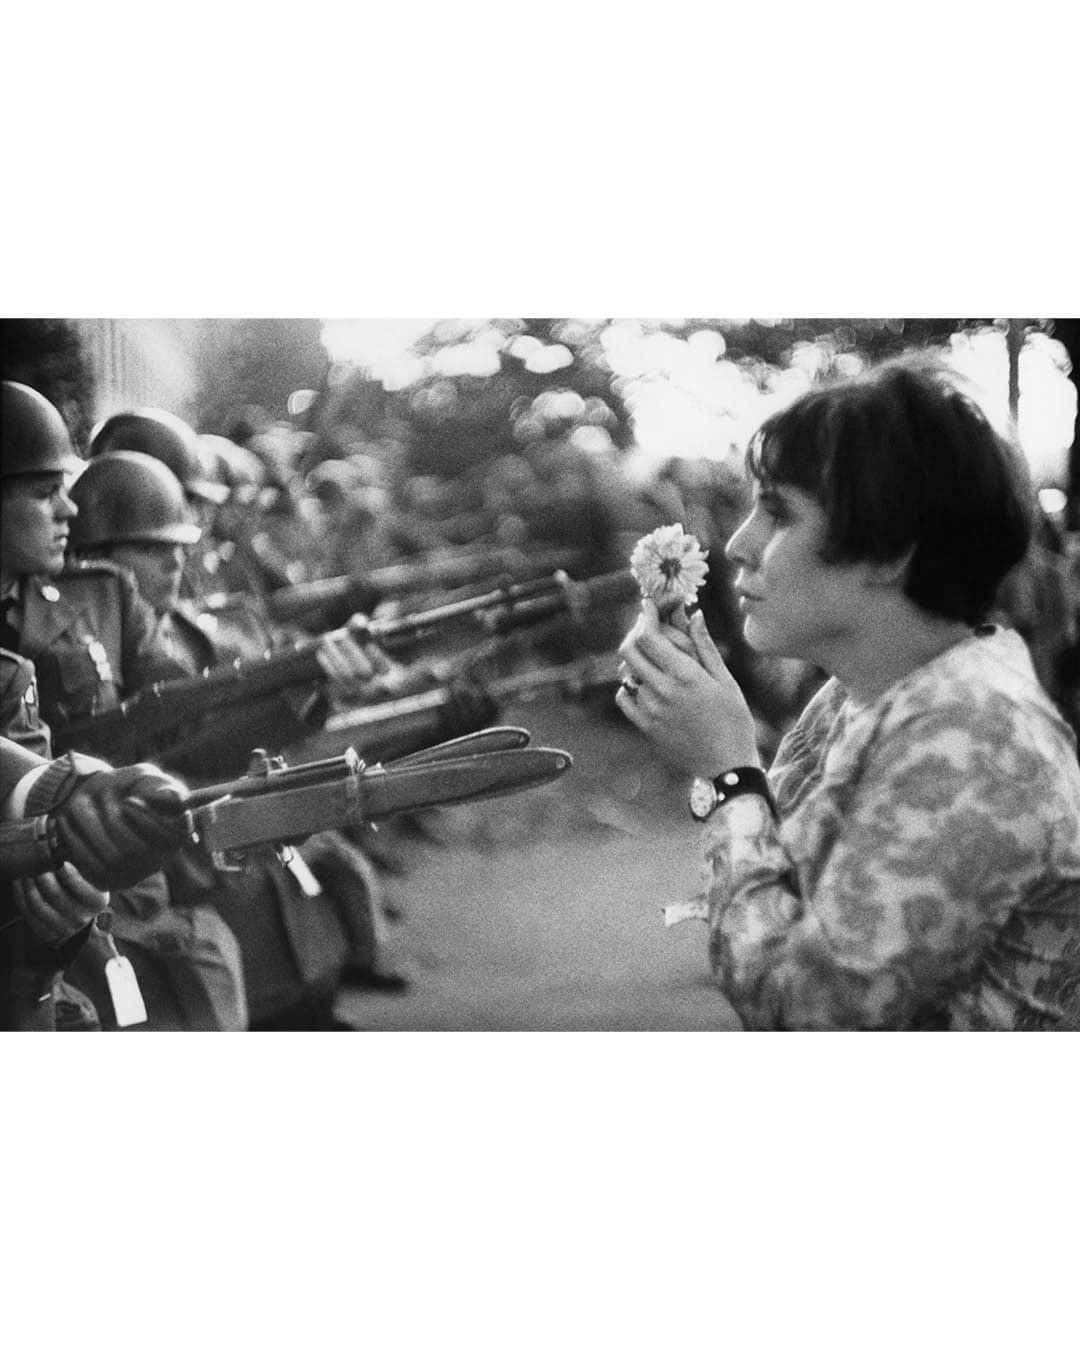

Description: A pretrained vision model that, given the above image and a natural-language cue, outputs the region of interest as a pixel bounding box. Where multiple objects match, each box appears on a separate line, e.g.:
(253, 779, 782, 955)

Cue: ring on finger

(619, 675, 641, 698)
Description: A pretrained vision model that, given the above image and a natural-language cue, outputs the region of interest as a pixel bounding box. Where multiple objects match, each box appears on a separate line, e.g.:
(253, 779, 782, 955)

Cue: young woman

(617, 359, 1080, 1030)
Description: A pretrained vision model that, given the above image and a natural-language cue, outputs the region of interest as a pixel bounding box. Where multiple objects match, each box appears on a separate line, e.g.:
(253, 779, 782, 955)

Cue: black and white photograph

(4, 316, 1079, 1034)
(4, 9, 1076, 1347)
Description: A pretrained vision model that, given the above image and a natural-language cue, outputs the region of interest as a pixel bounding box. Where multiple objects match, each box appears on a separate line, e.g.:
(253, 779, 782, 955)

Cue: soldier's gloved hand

(51, 763, 191, 890)
(13, 864, 110, 944)
(317, 619, 408, 701)
(437, 679, 499, 740)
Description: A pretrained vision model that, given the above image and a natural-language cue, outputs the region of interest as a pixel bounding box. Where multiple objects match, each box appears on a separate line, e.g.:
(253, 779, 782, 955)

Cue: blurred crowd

(3, 377, 1078, 1031)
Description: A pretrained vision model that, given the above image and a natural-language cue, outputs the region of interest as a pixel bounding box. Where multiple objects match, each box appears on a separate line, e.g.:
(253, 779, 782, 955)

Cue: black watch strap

(690, 766, 777, 821)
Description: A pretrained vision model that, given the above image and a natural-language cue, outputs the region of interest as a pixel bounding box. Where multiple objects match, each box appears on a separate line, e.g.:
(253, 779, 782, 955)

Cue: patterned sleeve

(702, 696, 1053, 1029)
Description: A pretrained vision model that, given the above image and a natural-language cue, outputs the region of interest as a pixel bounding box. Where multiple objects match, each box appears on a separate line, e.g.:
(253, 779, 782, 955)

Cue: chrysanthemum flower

(629, 523, 709, 615)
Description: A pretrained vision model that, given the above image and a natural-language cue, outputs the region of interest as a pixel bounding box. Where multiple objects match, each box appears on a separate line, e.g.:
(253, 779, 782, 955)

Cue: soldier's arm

(3, 738, 190, 889)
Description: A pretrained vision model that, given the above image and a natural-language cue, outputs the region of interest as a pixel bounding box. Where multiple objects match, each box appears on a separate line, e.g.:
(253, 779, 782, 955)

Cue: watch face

(689, 777, 717, 820)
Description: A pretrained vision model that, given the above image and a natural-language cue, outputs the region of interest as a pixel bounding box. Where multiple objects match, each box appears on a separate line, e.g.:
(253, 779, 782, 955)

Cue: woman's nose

(57, 490, 78, 520)
(724, 513, 757, 568)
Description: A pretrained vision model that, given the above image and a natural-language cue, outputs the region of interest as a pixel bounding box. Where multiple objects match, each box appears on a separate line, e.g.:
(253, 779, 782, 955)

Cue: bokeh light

(319, 318, 1077, 487)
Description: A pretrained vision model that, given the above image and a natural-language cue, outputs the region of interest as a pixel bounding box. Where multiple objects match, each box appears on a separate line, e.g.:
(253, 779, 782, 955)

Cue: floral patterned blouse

(687, 627, 1080, 1029)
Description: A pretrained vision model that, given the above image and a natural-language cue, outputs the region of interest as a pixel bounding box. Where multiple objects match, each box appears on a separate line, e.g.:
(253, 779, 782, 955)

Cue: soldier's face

(1, 474, 77, 582)
(110, 541, 186, 616)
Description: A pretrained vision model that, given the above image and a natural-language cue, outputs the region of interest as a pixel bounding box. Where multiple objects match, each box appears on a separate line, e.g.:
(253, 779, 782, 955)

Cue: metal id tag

(277, 844, 324, 897)
(102, 931, 148, 1027)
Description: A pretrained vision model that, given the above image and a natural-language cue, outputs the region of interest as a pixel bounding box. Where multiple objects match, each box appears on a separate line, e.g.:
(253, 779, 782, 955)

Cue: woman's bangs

(747, 404, 822, 492)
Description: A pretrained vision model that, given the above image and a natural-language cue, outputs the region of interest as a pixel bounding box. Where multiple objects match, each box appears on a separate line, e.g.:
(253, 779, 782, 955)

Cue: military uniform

(1, 646, 51, 756)
(6, 566, 247, 1031)
(14, 560, 185, 730)
(1, 650, 99, 1030)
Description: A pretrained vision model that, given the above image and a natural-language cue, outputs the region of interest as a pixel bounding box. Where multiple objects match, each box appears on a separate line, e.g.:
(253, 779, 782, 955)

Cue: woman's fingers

(688, 610, 733, 680)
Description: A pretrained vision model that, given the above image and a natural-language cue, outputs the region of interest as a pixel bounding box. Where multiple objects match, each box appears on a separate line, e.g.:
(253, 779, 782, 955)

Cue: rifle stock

(2, 730, 575, 876)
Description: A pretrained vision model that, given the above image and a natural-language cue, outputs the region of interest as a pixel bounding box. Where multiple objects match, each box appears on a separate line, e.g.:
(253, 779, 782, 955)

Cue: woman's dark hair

(745, 357, 1034, 624)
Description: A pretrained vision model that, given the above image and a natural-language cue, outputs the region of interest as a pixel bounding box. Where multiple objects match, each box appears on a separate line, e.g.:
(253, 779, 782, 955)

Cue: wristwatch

(689, 766, 776, 821)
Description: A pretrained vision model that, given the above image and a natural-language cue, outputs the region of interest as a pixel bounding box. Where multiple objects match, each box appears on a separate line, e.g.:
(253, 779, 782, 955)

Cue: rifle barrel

(366, 569, 632, 644)
(265, 545, 586, 624)
(319, 653, 621, 740)
(185, 748, 361, 810)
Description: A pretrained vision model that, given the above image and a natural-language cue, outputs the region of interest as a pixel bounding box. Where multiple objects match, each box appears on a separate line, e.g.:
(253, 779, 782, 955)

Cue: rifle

(51, 569, 636, 764)
(188, 730, 571, 863)
(2, 729, 572, 880)
(264, 544, 586, 627)
(292, 652, 622, 766)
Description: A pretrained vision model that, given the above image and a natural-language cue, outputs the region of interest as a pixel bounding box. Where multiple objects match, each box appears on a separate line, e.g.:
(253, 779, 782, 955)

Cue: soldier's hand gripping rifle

(3, 730, 572, 880)
(51, 569, 636, 764)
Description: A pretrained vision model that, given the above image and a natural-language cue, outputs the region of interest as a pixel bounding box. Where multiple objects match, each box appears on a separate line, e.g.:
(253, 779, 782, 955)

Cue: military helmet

(1, 381, 78, 477)
(199, 434, 266, 502)
(68, 450, 202, 549)
(89, 408, 228, 505)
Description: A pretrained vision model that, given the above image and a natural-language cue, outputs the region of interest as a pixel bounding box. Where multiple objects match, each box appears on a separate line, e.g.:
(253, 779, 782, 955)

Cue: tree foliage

(192, 319, 329, 434)
(312, 317, 1000, 485)
(0, 318, 97, 448)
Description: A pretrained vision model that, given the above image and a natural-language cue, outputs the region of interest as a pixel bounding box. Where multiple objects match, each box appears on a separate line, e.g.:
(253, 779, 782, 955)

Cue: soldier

(67, 447, 407, 1025)
(2, 647, 189, 1030)
(1, 380, 246, 1030)
(300, 457, 398, 584)
(196, 434, 273, 595)
(88, 406, 228, 603)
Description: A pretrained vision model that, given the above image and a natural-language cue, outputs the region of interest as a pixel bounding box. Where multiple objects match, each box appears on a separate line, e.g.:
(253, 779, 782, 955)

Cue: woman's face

(724, 480, 868, 667)
(111, 541, 186, 616)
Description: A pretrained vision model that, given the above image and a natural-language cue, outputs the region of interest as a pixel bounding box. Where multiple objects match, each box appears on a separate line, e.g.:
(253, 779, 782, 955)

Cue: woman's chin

(741, 615, 771, 652)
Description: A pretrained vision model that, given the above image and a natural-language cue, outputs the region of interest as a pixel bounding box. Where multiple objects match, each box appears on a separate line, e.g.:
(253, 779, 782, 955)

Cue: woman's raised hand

(615, 600, 760, 776)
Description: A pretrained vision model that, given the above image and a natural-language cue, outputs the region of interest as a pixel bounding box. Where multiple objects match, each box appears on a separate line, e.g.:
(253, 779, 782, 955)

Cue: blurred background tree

(192, 319, 329, 435)
(314, 318, 634, 480)
(314, 316, 1075, 481)
(4, 317, 1075, 517)
(1, 317, 97, 447)
(1048, 318, 1080, 528)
